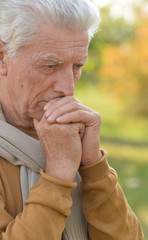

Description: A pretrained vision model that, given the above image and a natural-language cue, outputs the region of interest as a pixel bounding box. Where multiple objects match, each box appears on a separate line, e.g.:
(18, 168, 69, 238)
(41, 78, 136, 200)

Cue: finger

(45, 101, 91, 123)
(33, 118, 39, 129)
(56, 110, 101, 127)
(70, 122, 85, 140)
(44, 96, 80, 117)
(43, 97, 65, 111)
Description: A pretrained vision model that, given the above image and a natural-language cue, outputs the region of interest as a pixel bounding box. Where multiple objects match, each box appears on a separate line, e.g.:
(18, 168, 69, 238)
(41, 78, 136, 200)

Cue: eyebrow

(45, 57, 88, 65)
(78, 58, 88, 64)
(46, 57, 64, 64)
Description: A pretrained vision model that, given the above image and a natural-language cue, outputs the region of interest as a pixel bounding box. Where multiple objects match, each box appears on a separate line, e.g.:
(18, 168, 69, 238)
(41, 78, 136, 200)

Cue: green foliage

(81, 6, 136, 81)
(80, 5, 148, 116)
(96, 7, 136, 45)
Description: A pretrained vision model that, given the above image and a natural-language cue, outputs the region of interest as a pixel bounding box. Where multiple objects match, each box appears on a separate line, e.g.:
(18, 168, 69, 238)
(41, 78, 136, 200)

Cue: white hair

(0, 0, 100, 57)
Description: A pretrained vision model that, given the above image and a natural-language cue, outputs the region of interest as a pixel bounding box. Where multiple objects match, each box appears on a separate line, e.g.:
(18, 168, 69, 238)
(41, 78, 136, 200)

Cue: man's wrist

(80, 150, 103, 167)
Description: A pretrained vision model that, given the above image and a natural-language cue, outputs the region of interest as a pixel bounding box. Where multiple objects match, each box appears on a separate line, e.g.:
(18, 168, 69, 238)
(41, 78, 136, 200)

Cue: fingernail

(47, 115, 54, 122)
(44, 102, 50, 111)
(44, 110, 51, 117)
(56, 117, 63, 122)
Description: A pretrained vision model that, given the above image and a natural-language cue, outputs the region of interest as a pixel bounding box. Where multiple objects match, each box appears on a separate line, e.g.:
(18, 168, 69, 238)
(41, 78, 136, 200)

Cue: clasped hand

(34, 96, 102, 181)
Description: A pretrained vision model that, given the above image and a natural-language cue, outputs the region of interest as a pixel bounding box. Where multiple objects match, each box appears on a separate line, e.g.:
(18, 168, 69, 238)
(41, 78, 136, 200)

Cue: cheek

(24, 73, 54, 104)
(21, 68, 44, 92)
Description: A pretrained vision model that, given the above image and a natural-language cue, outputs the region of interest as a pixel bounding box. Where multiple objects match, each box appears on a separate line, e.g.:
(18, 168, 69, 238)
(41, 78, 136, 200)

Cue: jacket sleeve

(79, 150, 144, 240)
(0, 169, 76, 240)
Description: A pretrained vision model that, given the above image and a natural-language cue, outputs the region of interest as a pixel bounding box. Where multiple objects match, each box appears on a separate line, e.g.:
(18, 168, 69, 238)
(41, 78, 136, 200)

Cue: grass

(75, 84, 148, 238)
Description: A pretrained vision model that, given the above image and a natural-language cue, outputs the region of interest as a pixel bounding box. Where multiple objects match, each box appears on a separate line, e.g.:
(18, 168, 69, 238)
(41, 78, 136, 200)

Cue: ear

(0, 40, 7, 76)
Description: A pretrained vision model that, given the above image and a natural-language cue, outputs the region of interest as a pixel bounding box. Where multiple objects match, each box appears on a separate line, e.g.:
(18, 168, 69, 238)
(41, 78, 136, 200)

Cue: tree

(80, 5, 148, 116)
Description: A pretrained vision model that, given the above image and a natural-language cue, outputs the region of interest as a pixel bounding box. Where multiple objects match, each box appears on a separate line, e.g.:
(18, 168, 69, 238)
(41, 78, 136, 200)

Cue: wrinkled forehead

(23, 21, 89, 62)
(33, 20, 89, 46)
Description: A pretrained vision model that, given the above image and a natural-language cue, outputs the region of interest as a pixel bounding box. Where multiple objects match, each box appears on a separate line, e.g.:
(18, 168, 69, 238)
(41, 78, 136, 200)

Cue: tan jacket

(0, 127, 144, 240)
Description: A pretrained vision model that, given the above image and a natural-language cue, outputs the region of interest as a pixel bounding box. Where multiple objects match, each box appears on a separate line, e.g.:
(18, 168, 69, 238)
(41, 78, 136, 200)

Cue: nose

(53, 68, 75, 96)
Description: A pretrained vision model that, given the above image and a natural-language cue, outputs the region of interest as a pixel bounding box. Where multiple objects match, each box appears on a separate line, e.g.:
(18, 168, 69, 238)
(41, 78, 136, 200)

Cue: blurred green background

(75, 0, 148, 238)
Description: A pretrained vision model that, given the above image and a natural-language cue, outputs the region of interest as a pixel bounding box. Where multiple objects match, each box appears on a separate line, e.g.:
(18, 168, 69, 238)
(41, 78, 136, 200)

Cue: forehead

(29, 21, 89, 62)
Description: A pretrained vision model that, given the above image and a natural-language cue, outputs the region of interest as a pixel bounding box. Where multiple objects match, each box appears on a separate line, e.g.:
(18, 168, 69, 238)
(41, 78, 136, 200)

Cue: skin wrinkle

(32, 46, 88, 69)
(32, 51, 88, 74)
(38, 58, 88, 65)
(32, 25, 88, 49)
(34, 50, 88, 61)
(0, 21, 89, 127)
(34, 34, 87, 44)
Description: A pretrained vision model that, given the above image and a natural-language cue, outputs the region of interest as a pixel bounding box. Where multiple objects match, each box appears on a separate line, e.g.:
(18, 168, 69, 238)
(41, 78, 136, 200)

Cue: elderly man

(0, 0, 144, 239)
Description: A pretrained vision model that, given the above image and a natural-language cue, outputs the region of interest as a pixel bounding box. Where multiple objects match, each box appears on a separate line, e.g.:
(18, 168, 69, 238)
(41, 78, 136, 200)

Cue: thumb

(33, 118, 39, 129)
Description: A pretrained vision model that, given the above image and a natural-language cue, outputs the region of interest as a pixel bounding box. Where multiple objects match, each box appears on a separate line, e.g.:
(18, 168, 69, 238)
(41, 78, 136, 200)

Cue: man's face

(3, 21, 89, 127)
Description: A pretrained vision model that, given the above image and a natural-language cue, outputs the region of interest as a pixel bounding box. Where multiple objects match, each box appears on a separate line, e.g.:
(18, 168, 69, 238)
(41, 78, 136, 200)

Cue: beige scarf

(0, 106, 88, 239)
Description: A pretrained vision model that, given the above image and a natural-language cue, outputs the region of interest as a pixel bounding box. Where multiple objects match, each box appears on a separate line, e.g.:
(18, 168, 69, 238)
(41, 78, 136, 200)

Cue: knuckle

(72, 101, 79, 109)
(76, 110, 83, 117)
(66, 96, 74, 101)
(91, 111, 101, 123)
(51, 123, 67, 135)
(59, 125, 72, 137)
(67, 96, 80, 103)
(79, 110, 85, 116)
(95, 113, 101, 124)
(96, 112, 101, 120)
(59, 124, 66, 132)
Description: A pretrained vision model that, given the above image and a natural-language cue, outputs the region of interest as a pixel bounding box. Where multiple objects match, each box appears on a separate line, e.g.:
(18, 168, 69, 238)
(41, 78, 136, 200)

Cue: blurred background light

(93, 0, 145, 23)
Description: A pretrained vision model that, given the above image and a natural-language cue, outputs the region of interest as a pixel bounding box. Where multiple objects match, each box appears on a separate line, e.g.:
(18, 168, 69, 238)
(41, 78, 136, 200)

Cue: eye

(47, 64, 55, 69)
(74, 63, 84, 70)
(76, 64, 82, 68)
